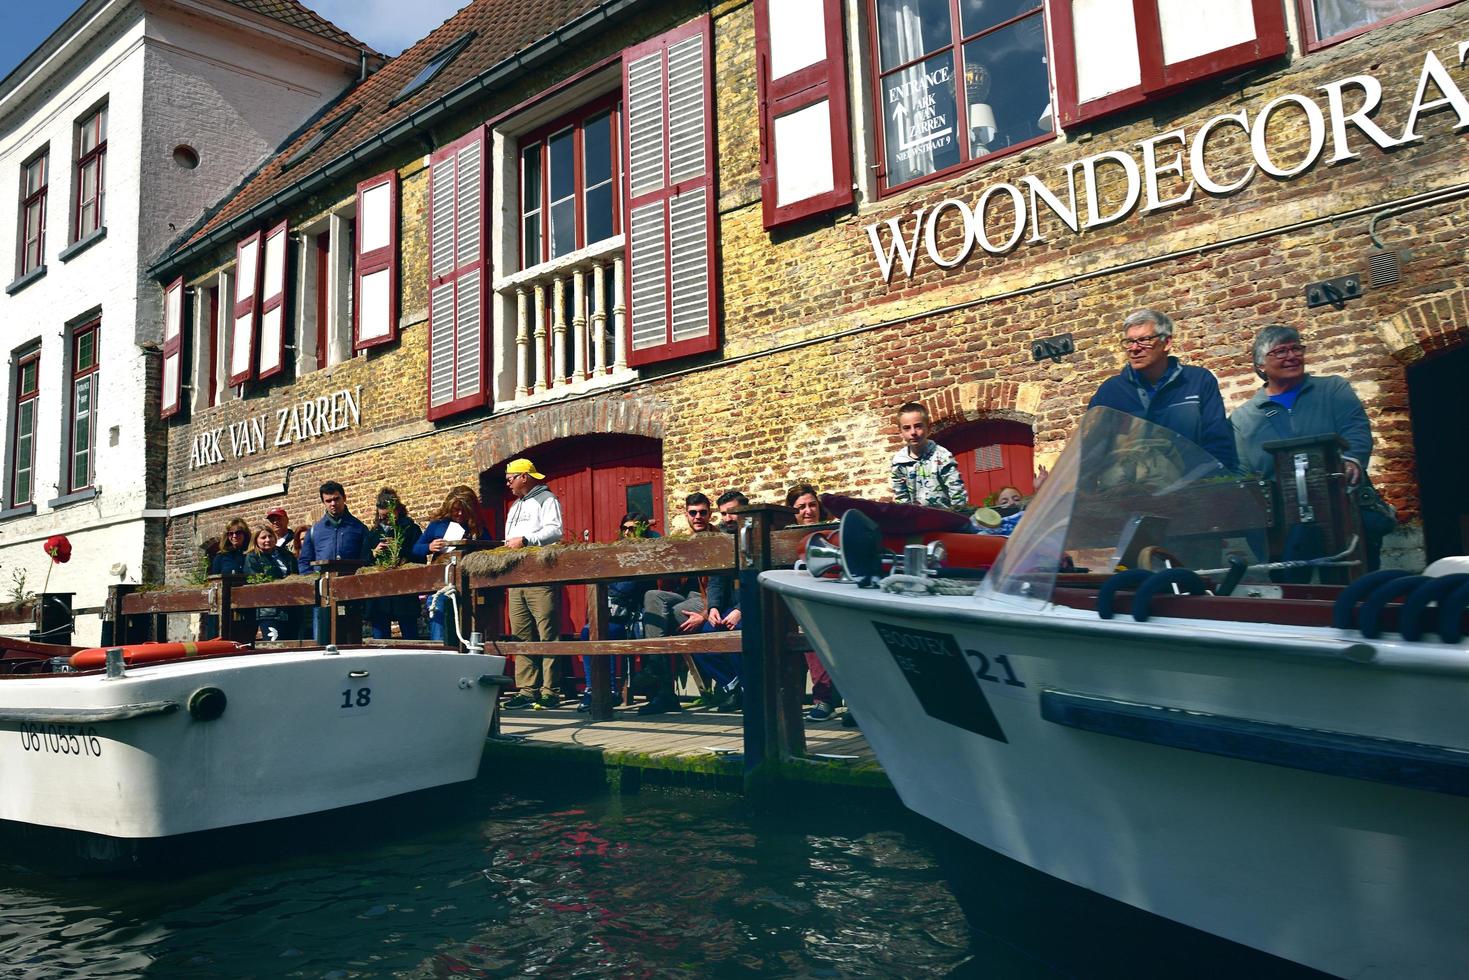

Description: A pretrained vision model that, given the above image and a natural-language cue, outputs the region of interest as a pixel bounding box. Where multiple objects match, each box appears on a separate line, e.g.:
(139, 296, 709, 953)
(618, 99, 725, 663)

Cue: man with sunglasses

(1088, 308, 1237, 470)
(1231, 324, 1389, 569)
(637, 492, 736, 715)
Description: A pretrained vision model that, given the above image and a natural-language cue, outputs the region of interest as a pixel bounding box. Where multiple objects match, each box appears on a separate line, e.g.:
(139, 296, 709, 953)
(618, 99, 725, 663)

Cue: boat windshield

(978, 407, 1268, 605)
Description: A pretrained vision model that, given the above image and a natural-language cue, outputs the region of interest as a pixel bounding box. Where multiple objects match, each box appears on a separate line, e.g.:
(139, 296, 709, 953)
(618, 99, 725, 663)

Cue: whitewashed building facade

(0, 0, 373, 642)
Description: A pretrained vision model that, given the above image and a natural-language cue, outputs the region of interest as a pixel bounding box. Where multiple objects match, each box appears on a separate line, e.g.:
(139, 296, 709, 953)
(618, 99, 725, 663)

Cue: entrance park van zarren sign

(187, 386, 363, 470)
(865, 41, 1469, 281)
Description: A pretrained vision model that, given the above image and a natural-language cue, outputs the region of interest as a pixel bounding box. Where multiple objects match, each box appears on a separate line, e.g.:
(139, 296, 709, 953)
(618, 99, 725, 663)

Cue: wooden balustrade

(498, 238, 627, 402)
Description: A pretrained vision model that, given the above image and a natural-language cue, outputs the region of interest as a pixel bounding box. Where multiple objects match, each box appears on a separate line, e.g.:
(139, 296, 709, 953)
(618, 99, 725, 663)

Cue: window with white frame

(518, 94, 621, 269)
(291, 204, 359, 377)
(17, 150, 47, 278)
(8, 346, 39, 508)
(868, 0, 1053, 194)
(1298, 0, 1462, 50)
(66, 320, 100, 493)
(73, 104, 106, 242)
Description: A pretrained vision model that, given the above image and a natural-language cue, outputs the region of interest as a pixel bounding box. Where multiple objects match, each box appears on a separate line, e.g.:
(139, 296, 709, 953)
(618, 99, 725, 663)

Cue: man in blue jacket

(297, 480, 368, 641)
(1088, 309, 1237, 470)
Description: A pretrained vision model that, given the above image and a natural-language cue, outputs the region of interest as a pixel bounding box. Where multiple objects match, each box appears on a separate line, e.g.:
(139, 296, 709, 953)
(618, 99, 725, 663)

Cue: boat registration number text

(17, 723, 102, 758)
(872, 622, 1023, 743)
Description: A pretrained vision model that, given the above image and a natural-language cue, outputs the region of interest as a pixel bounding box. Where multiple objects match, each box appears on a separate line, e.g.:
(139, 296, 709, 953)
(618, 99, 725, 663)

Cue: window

(68, 321, 100, 493)
(9, 348, 39, 507)
(391, 32, 475, 107)
(74, 104, 106, 241)
(869, 0, 1052, 194)
(755, 0, 854, 227)
(518, 95, 621, 269)
(18, 151, 46, 277)
(1298, 0, 1461, 50)
(280, 106, 360, 173)
(1050, 0, 1286, 128)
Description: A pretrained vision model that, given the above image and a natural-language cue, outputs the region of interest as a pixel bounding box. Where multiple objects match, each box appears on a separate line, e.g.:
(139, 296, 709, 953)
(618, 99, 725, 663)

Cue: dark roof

(173, 0, 614, 254)
(224, 0, 377, 53)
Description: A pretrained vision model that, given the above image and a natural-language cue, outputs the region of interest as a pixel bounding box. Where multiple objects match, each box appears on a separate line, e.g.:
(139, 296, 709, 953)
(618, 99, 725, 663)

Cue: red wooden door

(945, 420, 1035, 504)
(484, 435, 663, 640)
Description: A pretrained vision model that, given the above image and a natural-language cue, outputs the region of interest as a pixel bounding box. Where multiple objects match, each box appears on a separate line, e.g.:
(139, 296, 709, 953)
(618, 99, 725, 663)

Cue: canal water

(0, 778, 1319, 979)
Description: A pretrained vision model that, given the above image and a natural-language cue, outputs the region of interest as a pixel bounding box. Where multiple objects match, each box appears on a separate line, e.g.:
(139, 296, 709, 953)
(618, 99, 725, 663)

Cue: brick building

(0, 0, 376, 642)
(149, 0, 1468, 620)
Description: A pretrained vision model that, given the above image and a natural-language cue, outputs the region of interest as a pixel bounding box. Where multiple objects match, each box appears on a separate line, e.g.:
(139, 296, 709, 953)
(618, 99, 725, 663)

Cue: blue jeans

(368, 596, 420, 640)
(693, 621, 740, 690)
(579, 621, 629, 698)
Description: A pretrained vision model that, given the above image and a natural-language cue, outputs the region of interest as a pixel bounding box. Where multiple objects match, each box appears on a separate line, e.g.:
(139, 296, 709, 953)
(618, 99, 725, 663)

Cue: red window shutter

(623, 16, 719, 368)
(257, 220, 290, 379)
(426, 128, 487, 421)
(754, 0, 853, 228)
(160, 276, 185, 419)
(1054, 0, 1287, 128)
(354, 170, 400, 351)
(228, 230, 262, 386)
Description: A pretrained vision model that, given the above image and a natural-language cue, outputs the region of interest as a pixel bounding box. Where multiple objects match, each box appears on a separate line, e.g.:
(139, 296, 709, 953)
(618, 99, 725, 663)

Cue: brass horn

(803, 533, 843, 579)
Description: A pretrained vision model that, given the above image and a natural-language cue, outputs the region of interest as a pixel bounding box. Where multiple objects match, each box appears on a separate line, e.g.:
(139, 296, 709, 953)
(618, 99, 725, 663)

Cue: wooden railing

(0, 593, 75, 647)
(107, 505, 815, 764)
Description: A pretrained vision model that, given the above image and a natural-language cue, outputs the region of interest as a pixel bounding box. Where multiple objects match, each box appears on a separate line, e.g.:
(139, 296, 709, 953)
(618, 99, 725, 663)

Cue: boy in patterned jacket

(889, 401, 968, 510)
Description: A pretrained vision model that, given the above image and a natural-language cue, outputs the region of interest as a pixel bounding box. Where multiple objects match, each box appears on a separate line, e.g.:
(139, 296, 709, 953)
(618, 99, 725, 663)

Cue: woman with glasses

(211, 518, 252, 576)
(202, 517, 251, 639)
(1231, 324, 1390, 570)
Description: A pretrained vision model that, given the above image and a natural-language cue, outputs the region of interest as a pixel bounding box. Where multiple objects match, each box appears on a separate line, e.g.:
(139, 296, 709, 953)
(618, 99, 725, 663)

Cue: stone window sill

(0, 503, 36, 521)
(59, 227, 106, 263)
(47, 487, 99, 509)
(5, 266, 45, 295)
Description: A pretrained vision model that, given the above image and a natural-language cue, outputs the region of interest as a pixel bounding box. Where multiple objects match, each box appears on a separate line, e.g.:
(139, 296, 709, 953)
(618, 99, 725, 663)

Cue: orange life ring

(68, 640, 248, 670)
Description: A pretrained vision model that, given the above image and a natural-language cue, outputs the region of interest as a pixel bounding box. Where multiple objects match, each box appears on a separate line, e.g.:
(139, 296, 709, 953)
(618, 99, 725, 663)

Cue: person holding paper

(413, 485, 489, 642)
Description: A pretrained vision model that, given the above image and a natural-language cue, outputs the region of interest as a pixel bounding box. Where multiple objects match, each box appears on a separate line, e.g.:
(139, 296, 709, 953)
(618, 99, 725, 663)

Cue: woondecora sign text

(187, 386, 363, 470)
(866, 41, 1469, 281)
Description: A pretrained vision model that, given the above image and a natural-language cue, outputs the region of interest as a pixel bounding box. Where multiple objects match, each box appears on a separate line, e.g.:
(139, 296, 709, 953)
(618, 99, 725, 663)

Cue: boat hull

(0, 648, 505, 839)
(764, 571, 1469, 979)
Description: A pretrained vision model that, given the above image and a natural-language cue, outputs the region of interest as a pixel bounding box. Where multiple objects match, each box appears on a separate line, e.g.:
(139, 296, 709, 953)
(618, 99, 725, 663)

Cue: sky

(0, 0, 470, 83)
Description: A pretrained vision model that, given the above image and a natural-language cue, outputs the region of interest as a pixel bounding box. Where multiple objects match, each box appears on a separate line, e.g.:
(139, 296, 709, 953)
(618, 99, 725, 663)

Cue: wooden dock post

(102, 584, 149, 646)
(737, 504, 804, 775)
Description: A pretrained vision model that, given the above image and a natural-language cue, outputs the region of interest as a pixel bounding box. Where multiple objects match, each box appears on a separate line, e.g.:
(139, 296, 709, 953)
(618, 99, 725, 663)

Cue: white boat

(0, 641, 507, 840)
(764, 408, 1469, 979)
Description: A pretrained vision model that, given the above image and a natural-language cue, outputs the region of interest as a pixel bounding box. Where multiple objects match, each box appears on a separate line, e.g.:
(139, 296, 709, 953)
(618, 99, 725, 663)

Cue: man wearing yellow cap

(501, 458, 566, 710)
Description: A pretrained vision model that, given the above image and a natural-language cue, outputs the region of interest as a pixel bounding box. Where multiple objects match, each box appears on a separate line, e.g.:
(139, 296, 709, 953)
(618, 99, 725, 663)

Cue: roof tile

(175, 0, 608, 255)
(225, 0, 378, 53)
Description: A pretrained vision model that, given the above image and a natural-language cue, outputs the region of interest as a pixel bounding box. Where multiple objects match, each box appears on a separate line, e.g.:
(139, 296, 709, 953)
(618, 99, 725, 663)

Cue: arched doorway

(1407, 344, 1469, 561)
(483, 434, 663, 636)
(940, 419, 1034, 504)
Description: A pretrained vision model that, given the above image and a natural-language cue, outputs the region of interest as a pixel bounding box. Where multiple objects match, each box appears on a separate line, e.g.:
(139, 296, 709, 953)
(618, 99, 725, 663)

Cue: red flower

(43, 535, 71, 564)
